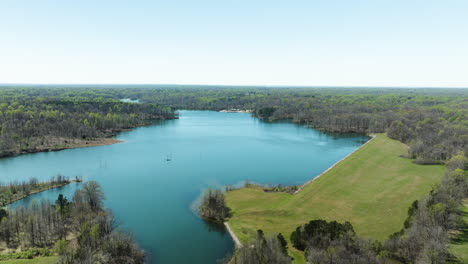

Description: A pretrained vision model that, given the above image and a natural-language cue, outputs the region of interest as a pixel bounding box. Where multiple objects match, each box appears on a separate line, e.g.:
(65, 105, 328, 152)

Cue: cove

(2, 110, 369, 264)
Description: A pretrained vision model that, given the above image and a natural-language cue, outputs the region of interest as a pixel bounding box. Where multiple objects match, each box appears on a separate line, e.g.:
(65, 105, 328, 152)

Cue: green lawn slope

(225, 134, 445, 263)
(0, 257, 58, 264)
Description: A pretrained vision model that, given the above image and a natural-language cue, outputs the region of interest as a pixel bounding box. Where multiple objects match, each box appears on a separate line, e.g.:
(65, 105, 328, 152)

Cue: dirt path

(224, 222, 242, 248)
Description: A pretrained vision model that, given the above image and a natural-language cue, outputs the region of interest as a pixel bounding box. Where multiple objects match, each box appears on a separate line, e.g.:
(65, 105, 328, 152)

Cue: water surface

(119, 98, 140, 103)
(2, 111, 368, 264)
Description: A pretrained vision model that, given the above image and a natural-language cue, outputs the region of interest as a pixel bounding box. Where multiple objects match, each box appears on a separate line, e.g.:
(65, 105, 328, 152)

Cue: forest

(136, 86, 466, 164)
(0, 86, 175, 157)
(0, 181, 144, 263)
(1, 85, 465, 163)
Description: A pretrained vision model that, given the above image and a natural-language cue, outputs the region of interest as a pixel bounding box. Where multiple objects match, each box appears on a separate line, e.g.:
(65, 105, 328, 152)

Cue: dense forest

(0, 181, 144, 263)
(0, 86, 175, 157)
(133, 86, 466, 164)
(1, 85, 465, 163)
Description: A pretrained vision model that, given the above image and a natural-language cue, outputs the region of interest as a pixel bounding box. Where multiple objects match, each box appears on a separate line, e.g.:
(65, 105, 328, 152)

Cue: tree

(230, 231, 291, 264)
(55, 194, 70, 215)
(256, 107, 277, 119)
(199, 189, 229, 221)
(446, 153, 467, 172)
(290, 219, 355, 251)
(307, 237, 381, 264)
(0, 208, 7, 222)
(277, 233, 288, 256)
(81, 181, 105, 212)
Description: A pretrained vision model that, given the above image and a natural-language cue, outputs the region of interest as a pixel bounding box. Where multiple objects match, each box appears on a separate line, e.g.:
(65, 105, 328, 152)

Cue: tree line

(0, 175, 78, 206)
(142, 86, 466, 164)
(0, 86, 176, 157)
(1, 85, 466, 164)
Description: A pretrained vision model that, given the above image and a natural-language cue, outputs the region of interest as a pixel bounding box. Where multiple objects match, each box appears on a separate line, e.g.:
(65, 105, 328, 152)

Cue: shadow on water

(203, 219, 228, 235)
(202, 219, 235, 264)
(319, 130, 370, 140)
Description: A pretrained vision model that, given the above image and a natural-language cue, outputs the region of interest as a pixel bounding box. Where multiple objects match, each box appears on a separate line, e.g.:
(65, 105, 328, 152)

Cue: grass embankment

(225, 134, 445, 263)
(449, 199, 468, 263)
(0, 257, 58, 264)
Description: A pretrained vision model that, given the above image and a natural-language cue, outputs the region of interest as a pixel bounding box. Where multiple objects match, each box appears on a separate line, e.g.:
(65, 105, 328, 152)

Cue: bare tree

(80, 181, 105, 212)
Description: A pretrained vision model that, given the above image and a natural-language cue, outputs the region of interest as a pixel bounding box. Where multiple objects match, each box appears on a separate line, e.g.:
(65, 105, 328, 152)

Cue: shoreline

(4, 180, 80, 207)
(0, 118, 176, 159)
(224, 134, 377, 246)
(293, 134, 376, 194)
(0, 138, 123, 159)
(224, 222, 242, 248)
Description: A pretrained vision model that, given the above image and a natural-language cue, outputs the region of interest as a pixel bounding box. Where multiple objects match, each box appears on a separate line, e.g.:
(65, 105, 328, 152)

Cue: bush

(290, 219, 354, 251)
(199, 189, 229, 221)
(0, 248, 51, 261)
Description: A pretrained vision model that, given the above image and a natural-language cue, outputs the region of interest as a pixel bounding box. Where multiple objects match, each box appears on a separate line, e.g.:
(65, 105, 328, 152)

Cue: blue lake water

(1, 110, 368, 264)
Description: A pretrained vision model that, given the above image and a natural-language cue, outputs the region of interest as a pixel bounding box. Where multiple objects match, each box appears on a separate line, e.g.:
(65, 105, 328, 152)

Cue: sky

(0, 0, 467, 87)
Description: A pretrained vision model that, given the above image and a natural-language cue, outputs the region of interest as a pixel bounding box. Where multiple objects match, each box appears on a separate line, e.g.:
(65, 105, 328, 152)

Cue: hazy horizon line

(0, 83, 467, 89)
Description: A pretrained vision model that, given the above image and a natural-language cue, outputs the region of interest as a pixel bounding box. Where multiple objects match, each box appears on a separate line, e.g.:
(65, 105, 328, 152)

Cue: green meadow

(226, 134, 445, 263)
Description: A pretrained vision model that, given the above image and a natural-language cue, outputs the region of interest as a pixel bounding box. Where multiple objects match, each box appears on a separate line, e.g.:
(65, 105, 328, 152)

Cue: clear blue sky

(1, 0, 467, 87)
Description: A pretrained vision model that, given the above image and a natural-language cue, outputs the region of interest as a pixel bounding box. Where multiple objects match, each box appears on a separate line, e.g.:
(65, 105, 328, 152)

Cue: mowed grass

(449, 199, 468, 263)
(0, 257, 58, 264)
(226, 134, 445, 263)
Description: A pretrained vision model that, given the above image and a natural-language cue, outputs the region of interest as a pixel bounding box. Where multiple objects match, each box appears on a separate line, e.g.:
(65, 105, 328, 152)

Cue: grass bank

(0, 257, 58, 264)
(225, 134, 445, 263)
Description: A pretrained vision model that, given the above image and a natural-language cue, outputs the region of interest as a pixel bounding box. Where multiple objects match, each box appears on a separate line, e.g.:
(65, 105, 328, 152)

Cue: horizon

(1, 1, 468, 87)
(0, 83, 467, 89)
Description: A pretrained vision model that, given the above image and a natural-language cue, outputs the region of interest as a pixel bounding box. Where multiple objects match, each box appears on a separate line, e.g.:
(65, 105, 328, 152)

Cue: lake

(1, 110, 369, 264)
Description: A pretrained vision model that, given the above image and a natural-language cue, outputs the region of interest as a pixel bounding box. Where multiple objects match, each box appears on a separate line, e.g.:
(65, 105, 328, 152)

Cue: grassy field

(225, 134, 445, 263)
(449, 199, 468, 263)
(0, 257, 58, 264)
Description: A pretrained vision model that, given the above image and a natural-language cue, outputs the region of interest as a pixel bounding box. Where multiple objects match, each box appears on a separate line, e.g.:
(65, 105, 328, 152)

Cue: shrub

(290, 219, 354, 251)
(199, 189, 229, 221)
